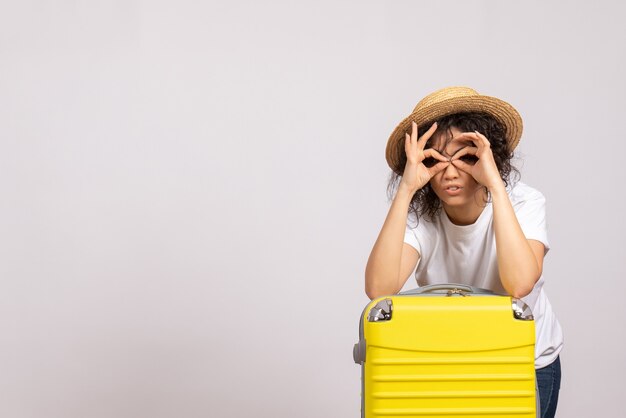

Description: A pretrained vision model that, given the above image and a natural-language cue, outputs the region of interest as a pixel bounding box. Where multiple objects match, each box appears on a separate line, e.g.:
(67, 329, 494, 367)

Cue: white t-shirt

(404, 182, 563, 368)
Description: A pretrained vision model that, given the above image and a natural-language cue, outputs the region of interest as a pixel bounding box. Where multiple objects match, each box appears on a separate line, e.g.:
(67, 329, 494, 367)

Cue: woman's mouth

(444, 185, 463, 196)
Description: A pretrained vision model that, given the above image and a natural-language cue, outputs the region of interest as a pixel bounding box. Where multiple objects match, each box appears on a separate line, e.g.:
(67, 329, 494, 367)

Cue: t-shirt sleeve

(403, 212, 425, 258)
(512, 185, 550, 253)
(404, 223, 421, 255)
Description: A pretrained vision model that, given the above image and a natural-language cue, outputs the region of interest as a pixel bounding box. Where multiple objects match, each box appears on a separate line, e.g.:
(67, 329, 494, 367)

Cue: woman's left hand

(450, 131, 504, 190)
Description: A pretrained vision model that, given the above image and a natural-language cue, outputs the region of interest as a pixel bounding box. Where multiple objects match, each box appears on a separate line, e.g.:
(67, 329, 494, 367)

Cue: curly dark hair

(387, 112, 519, 222)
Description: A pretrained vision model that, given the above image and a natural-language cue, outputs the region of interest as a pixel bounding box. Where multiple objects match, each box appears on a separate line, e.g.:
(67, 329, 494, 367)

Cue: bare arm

(452, 131, 544, 298)
(365, 122, 448, 300)
(490, 185, 544, 298)
(365, 186, 421, 299)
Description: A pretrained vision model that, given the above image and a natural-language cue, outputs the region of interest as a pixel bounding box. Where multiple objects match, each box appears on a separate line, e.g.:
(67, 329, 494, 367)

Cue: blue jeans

(536, 355, 561, 418)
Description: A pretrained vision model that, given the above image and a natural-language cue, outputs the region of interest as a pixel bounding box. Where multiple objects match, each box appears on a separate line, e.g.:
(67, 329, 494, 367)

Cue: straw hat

(385, 86, 523, 174)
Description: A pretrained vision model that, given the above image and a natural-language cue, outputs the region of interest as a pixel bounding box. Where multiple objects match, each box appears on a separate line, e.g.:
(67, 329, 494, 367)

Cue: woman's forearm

(490, 183, 541, 298)
(365, 185, 415, 298)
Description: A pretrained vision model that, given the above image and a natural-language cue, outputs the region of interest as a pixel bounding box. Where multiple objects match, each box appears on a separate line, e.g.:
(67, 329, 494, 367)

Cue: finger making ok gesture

(400, 121, 449, 194)
(449, 130, 504, 190)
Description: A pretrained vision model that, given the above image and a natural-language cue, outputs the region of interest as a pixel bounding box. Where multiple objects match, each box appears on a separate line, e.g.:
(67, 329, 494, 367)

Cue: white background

(1, 1, 624, 417)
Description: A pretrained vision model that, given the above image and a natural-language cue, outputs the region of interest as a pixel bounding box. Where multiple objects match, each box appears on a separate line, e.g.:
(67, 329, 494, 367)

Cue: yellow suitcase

(354, 284, 538, 418)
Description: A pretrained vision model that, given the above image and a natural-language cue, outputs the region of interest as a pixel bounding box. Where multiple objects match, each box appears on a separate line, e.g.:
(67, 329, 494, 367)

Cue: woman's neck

(442, 188, 489, 226)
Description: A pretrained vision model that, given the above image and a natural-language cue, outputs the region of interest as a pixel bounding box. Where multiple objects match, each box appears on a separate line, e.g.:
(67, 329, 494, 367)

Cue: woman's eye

(460, 155, 479, 165)
(422, 157, 437, 168)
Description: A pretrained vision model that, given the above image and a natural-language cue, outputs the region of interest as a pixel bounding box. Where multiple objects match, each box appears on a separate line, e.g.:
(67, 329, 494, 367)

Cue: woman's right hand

(399, 121, 449, 194)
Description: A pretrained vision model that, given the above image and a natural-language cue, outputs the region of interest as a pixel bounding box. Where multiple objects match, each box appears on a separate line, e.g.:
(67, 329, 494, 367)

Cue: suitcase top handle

(399, 283, 498, 296)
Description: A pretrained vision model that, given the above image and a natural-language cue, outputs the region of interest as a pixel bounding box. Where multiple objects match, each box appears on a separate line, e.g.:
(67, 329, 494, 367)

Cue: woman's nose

(443, 160, 459, 179)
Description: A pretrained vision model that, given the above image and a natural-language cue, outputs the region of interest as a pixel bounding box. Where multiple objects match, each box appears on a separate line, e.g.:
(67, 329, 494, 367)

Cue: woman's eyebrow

(451, 138, 474, 146)
(430, 142, 471, 156)
(449, 144, 471, 157)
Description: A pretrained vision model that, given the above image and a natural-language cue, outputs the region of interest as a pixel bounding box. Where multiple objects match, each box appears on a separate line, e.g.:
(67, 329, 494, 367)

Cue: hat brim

(385, 95, 523, 174)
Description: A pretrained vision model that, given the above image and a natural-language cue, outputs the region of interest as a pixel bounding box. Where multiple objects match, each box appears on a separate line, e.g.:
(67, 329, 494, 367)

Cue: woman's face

(428, 126, 485, 212)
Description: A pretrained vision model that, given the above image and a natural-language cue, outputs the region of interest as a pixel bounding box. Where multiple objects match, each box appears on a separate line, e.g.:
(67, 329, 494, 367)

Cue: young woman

(365, 87, 563, 418)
